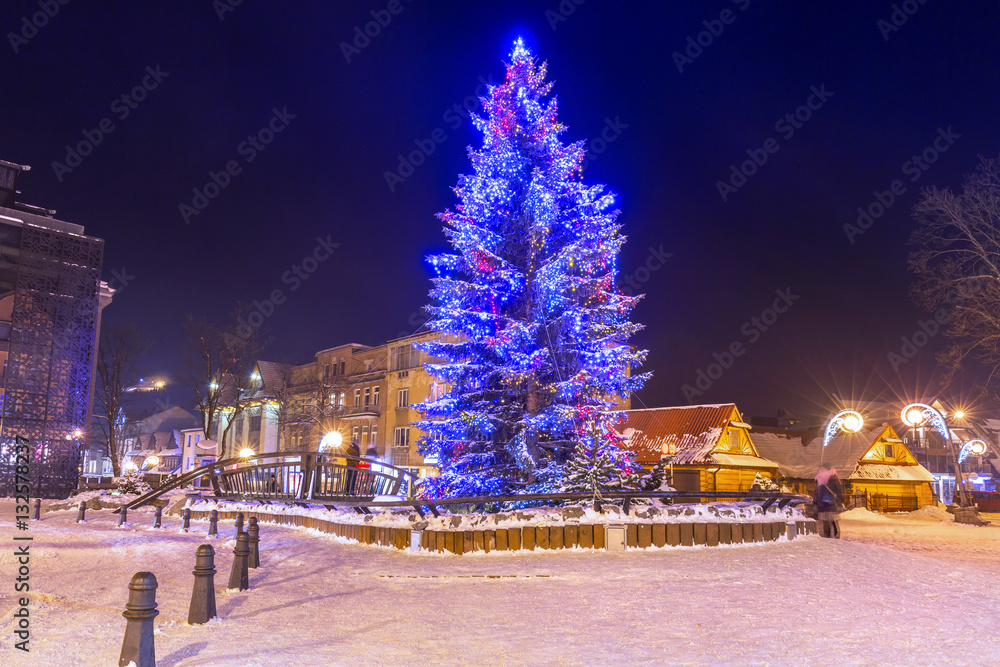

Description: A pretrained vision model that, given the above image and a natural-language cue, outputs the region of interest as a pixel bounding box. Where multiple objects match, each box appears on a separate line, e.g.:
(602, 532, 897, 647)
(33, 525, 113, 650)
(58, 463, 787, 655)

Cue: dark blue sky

(3, 1, 998, 419)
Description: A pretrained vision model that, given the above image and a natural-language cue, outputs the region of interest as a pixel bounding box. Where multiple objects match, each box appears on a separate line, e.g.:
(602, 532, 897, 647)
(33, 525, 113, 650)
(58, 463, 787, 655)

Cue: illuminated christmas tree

(415, 39, 649, 498)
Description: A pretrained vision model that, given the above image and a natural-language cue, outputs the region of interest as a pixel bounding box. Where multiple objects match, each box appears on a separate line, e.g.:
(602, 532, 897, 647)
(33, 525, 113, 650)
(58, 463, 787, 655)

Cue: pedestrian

(269, 473, 277, 493)
(814, 462, 844, 538)
(345, 439, 360, 494)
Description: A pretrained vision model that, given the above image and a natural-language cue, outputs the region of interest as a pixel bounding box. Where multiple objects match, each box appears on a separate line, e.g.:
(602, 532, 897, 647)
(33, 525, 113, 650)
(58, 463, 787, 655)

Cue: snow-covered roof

(617, 404, 776, 468)
(751, 424, 933, 482)
(255, 360, 292, 398)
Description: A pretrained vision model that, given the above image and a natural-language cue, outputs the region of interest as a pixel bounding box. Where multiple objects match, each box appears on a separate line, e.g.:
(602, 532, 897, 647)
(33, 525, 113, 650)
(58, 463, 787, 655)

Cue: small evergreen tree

(117, 467, 150, 495)
(559, 423, 638, 500)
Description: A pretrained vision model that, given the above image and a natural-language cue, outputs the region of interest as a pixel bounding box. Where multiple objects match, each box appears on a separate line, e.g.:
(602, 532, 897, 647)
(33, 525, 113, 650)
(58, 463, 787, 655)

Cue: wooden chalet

(616, 404, 779, 493)
(751, 423, 936, 508)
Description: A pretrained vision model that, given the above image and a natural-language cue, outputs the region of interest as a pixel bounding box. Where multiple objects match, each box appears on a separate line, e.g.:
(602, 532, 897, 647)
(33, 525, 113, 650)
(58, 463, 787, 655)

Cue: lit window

(364, 388, 371, 406)
(354, 389, 361, 407)
(394, 427, 410, 448)
(373, 387, 380, 405)
(370, 424, 378, 445)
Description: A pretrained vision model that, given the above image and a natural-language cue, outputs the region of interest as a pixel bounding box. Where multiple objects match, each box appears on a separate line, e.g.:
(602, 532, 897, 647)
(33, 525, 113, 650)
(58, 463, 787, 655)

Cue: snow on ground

(2, 499, 999, 666)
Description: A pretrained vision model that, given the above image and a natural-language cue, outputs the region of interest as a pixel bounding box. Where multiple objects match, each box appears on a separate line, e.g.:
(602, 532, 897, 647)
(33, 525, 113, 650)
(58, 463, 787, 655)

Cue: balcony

(341, 404, 382, 420)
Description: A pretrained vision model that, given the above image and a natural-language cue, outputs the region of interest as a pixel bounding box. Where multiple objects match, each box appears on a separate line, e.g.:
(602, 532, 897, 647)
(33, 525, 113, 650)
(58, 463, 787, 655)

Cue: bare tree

(183, 306, 268, 460)
(909, 154, 1000, 397)
(276, 369, 344, 451)
(93, 324, 146, 477)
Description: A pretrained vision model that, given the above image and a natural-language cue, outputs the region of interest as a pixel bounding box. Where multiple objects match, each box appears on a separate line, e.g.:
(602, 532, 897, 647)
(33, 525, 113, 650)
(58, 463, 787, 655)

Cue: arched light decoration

(900, 403, 950, 440)
(958, 439, 988, 464)
(142, 455, 160, 469)
(823, 410, 864, 447)
(320, 431, 343, 451)
(238, 448, 256, 459)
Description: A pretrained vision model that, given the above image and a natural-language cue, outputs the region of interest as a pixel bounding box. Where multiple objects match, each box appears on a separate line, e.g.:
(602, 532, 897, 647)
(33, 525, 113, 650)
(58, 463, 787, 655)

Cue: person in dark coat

(345, 440, 361, 494)
(814, 462, 845, 538)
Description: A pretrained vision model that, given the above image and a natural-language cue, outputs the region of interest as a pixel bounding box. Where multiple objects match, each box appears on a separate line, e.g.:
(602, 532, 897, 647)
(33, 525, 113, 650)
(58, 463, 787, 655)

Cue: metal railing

(117, 451, 413, 511)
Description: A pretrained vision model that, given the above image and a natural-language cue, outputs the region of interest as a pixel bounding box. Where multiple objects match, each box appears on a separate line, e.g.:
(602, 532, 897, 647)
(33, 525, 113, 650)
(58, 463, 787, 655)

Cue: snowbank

(839, 507, 890, 521)
(904, 505, 955, 522)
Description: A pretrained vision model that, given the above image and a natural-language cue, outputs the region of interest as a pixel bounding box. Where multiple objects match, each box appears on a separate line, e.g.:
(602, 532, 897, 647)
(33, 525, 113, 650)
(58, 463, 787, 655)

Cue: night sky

(4, 1, 999, 420)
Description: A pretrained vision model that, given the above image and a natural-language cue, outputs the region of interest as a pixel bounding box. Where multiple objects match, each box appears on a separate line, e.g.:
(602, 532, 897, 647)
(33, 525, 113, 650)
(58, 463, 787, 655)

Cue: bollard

(118, 572, 158, 667)
(187, 545, 217, 624)
(208, 509, 218, 537)
(786, 521, 797, 540)
(183, 508, 191, 532)
(234, 512, 244, 539)
(227, 532, 250, 591)
(32, 498, 41, 520)
(117, 506, 128, 528)
(76, 501, 87, 523)
(153, 506, 163, 529)
(247, 517, 260, 569)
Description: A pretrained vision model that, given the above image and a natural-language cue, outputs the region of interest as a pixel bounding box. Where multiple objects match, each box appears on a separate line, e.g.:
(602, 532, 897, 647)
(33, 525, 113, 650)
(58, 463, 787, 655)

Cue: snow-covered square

(3, 500, 998, 666)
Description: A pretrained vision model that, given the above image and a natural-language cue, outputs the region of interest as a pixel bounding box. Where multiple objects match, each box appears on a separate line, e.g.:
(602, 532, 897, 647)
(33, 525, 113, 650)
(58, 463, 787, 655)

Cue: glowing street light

(142, 455, 160, 469)
(208, 381, 219, 392)
(239, 448, 256, 459)
(320, 431, 343, 452)
(823, 410, 864, 448)
(901, 402, 969, 507)
(953, 409, 966, 419)
(123, 460, 138, 471)
(958, 439, 988, 464)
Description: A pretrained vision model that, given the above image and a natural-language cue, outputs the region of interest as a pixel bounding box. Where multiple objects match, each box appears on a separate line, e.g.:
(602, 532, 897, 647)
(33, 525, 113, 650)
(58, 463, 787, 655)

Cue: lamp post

(823, 409, 864, 448)
(901, 403, 969, 507)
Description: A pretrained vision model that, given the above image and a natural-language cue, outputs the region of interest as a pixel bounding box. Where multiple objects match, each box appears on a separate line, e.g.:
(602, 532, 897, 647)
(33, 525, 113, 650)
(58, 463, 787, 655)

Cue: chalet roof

(751, 423, 933, 482)
(617, 404, 776, 468)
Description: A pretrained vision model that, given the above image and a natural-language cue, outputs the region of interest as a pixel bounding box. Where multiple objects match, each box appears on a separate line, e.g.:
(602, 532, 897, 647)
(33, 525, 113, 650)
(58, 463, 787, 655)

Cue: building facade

(0, 160, 108, 499)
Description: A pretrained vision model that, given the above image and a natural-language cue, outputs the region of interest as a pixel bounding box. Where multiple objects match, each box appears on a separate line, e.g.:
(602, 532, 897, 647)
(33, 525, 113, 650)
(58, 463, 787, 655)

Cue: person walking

(345, 439, 361, 494)
(814, 462, 844, 538)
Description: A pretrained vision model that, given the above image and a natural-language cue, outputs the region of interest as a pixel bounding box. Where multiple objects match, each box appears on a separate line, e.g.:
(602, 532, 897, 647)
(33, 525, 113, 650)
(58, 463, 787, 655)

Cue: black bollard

(247, 517, 260, 569)
(153, 506, 162, 529)
(76, 501, 87, 523)
(182, 508, 191, 532)
(117, 505, 128, 528)
(187, 545, 217, 624)
(227, 532, 250, 591)
(31, 498, 41, 520)
(118, 572, 158, 667)
(234, 512, 244, 539)
(208, 510, 218, 537)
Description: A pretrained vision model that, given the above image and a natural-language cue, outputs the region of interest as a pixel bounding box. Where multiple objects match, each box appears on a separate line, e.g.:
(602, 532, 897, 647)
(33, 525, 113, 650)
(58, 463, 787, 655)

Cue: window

(394, 427, 410, 448)
(370, 424, 378, 446)
(338, 392, 345, 407)
(361, 426, 368, 446)
(397, 388, 409, 408)
(354, 389, 361, 407)
(373, 387, 380, 405)
(364, 388, 371, 406)
(730, 430, 739, 450)
(884, 444, 894, 459)
(352, 426, 360, 443)
(340, 361, 345, 375)
(324, 364, 330, 378)
(391, 344, 419, 371)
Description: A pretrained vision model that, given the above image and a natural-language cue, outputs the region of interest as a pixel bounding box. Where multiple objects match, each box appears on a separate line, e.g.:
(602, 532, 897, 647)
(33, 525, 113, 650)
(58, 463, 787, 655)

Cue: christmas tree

(117, 467, 150, 495)
(416, 39, 649, 498)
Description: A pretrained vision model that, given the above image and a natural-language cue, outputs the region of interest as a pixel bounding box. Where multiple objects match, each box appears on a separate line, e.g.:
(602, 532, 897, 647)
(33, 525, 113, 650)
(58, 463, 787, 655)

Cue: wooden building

(751, 423, 936, 508)
(617, 404, 779, 493)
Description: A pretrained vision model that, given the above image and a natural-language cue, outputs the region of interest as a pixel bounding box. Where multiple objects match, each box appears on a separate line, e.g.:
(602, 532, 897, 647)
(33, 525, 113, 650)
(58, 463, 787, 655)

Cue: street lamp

(142, 455, 160, 470)
(901, 402, 969, 507)
(320, 430, 343, 452)
(958, 439, 987, 465)
(824, 409, 864, 448)
(238, 448, 255, 459)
